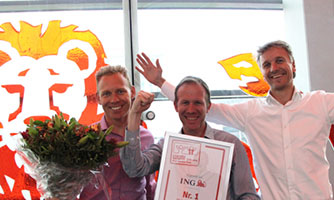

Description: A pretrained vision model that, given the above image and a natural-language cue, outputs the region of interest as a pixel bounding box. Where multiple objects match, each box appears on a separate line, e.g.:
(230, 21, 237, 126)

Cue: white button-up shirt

(162, 81, 334, 200)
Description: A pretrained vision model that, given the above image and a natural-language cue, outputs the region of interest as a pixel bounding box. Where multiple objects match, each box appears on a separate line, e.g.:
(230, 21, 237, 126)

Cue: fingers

(136, 57, 145, 69)
(132, 91, 154, 113)
(138, 91, 154, 106)
(141, 52, 154, 66)
(137, 53, 148, 66)
(156, 59, 162, 71)
(135, 66, 144, 75)
(136, 52, 156, 68)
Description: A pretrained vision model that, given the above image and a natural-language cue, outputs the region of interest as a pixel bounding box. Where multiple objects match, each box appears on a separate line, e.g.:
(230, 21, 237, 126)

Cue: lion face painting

(0, 20, 106, 199)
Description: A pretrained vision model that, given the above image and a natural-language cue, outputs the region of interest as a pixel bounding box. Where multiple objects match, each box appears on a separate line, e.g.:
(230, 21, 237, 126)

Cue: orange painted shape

(18, 68, 30, 76)
(1, 85, 24, 121)
(0, 145, 40, 199)
(0, 50, 11, 66)
(218, 53, 270, 97)
(67, 47, 89, 70)
(48, 68, 59, 75)
(330, 125, 334, 147)
(23, 116, 51, 124)
(241, 141, 259, 192)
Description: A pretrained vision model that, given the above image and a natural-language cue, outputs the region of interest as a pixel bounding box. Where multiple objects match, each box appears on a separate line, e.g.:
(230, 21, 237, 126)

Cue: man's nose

(270, 62, 280, 72)
(110, 93, 120, 102)
(187, 103, 196, 112)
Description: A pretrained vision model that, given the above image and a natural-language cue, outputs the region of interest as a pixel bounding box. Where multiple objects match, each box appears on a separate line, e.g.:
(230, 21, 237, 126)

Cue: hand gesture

(128, 91, 154, 131)
(136, 53, 166, 87)
(131, 90, 155, 115)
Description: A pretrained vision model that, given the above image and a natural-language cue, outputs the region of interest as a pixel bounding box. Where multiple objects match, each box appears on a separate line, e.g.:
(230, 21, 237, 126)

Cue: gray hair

(257, 40, 296, 78)
(174, 76, 211, 106)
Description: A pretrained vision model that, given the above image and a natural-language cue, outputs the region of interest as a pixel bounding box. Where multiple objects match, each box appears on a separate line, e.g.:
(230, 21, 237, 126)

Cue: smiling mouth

(111, 106, 121, 111)
(271, 74, 283, 79)
(270, 71, 287, 79)
(185, 116, 198, 121)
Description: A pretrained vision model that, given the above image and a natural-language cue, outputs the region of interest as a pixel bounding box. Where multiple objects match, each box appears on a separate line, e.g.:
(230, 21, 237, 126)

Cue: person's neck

(182, 123, 207, 138)
(106, 118, 127, 137)
(270, 86, 295, 105)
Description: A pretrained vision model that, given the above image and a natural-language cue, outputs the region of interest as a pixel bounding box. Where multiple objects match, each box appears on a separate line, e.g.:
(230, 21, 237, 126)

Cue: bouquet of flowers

(17, 113, 128, 200)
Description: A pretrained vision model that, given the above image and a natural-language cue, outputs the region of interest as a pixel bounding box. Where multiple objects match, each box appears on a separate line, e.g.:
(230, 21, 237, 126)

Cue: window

(0, 1, 284, 198)
(136, 0, 285, 140)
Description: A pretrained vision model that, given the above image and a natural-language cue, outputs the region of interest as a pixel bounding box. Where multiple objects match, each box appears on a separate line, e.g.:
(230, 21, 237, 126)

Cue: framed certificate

(154, 132, 234, 200)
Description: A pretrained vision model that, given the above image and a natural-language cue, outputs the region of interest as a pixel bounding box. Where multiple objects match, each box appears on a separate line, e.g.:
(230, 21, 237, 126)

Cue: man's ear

(292, 60, 296, 73)
(130, 86, 136, 99)
(174, 101, 178, 112)
(96, 92, 102, 105)
(207, 102, 212, 113)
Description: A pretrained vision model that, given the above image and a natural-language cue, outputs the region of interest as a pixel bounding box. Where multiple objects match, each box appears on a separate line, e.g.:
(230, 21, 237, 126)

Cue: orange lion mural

(0, 20, 107, 199)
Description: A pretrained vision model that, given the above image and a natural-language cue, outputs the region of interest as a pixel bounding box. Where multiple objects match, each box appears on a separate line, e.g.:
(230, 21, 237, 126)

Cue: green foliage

(20, 113, 128, 170)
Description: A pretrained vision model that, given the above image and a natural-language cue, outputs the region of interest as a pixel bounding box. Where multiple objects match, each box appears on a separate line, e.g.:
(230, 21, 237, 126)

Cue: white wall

(283, 0, 334, 193)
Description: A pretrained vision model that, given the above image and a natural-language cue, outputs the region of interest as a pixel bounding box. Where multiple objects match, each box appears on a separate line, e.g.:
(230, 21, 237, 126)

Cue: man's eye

(102, 91, 111, 97)
(117, 90, 125, 94)
(182, 101, 189, 105)
(195, 101, 203, 105)
(262, 63, 270, 68)
(276, 58, 284, 63)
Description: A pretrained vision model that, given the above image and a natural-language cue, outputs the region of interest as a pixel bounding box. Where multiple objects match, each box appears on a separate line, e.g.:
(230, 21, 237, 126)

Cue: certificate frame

(154, 132, 234, 200)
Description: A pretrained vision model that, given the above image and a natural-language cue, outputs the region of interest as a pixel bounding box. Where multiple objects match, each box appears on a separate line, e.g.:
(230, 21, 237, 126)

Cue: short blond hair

(95, 65, 132, 91)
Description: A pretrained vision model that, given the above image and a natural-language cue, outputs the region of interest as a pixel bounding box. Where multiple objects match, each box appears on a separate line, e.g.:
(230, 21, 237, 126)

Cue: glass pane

(137, 9, 285, 93)
(0, 6, 123, 199)
(136, 5, 285, 141)
(0, 9, 124, 134)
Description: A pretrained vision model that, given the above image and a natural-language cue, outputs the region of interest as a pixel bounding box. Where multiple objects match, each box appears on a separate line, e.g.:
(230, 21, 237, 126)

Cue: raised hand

(132, 90, 155, 114)
(136, 53, 166, 87)
(128, 90, 155, 131)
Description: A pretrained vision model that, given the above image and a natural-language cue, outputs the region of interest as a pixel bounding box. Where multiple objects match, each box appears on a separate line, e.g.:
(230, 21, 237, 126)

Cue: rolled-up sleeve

(120, 129, 164, 178)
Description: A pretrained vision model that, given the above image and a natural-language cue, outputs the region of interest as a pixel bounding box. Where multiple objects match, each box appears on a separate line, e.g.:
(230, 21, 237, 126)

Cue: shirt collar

(99, 115, 109, 131)
(266, 87, 302, 105)
(179, 123, 213, 139)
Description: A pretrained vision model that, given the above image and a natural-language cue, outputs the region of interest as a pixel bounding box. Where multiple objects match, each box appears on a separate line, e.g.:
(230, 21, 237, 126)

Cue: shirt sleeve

(161, 80, 248, 131)
(161, 80, 175, 101)
(322, 91, 334, 124)
(120, 129, 163, 177)
(230, 138, 260, 200)
(139, 127, 157, 200)
(207, 102, 249, 132)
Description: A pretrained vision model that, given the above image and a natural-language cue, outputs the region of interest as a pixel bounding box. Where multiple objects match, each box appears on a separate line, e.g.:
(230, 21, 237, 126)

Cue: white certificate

(154, 132, 234, 200)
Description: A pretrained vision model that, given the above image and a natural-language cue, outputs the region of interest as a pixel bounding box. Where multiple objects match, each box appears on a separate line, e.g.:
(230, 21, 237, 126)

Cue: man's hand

(136, 53, 166, 88)
(131, 91, 155, 114)
(128, 91, 154, 132)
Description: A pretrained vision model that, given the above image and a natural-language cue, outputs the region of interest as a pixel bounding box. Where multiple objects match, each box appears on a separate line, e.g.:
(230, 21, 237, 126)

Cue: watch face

(146, 111, 155, 120)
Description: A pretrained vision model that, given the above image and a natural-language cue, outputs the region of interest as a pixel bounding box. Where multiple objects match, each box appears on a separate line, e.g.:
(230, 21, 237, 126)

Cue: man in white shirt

(135, 40, 334, 200)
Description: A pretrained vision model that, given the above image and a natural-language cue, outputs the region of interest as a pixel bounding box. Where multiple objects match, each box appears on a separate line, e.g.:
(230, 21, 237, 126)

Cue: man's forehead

(98, 80, 131, 92)
(177, 84, 206, 98)
(260, 47, 289, 62)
